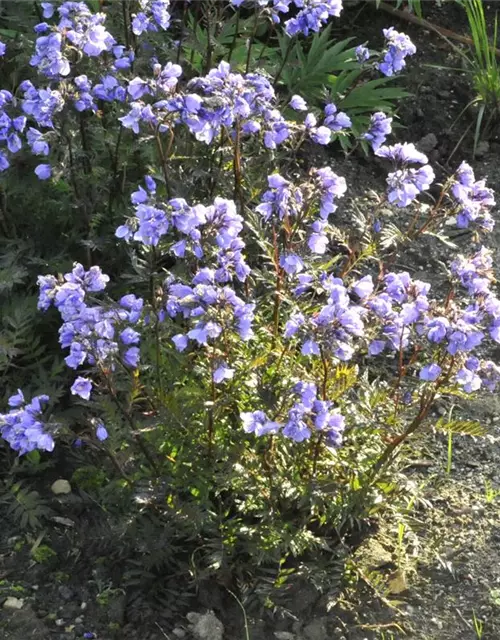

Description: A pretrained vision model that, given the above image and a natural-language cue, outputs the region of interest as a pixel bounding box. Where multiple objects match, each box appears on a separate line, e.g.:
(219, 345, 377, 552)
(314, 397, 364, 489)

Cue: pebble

(187, 611, 224, 640)
(55, 618, 66, 627)
(58, 585, 74, 601)
(51, 479, 72, 495)
(417, 133, 438, 154)
(172, 629, 186, 639)
(475, 141, 489, 158)
(75, 617, 84, 624)
(303, 618, 328, 640)
(3, 597, 24, 610)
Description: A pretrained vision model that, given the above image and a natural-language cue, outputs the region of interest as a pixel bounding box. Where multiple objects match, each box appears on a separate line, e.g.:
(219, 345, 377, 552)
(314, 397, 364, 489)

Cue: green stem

(121, 0, 130, 49)
(245, 9, 259, 74)
(100, 366, 160, 476)
(227, 8, 240, 64)
(274, 36, 294, 87)
(150, 247, 163, 399)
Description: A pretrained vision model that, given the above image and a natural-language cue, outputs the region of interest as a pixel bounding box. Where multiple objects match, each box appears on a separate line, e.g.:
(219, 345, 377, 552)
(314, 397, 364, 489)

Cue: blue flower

(355, 44, 369, 63)
(419, 363, 441, 382)
(1, 392, 53, 455)
(35, 163, 51, 180)
(71, 377, 93, 401)
(241, 411, 280, 436)
(378, 27, 416, 77)
(213, 363, 235, 384)
(96, 423, 108, 441)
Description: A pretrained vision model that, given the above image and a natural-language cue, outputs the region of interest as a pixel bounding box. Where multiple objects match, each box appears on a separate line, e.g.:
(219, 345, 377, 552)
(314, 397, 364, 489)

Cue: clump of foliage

(0, 0, 498, 626)
(455, 0, 500, 153)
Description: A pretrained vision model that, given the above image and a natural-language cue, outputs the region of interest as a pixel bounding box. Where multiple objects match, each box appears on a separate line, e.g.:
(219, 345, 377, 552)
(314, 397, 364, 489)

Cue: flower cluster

(241, 381, 345, 445)
(230, 1, 343, 36)
(363, 111, 392, 151)
(285, 273, 366, 360)
(0, 391, 53, 455)
(31, 1, 115, 79)
(117, 178, 250, 282)
(285, 0, 344, 37)
(378, 27, 416, 77)
(131, 0, 171, 35)
(166, 272, 255, 350)
(21, 80, 65, 128)
(0, 90, 26, 171)
(255, 168, 346, 259)
(37, 264, 142, 391)
(450, 161, 495, 230)
(376, 142, 434, 207)
(120, 62, 352, 150)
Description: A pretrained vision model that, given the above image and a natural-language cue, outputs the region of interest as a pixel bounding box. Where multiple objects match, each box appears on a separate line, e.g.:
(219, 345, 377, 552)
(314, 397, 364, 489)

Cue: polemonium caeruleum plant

(0, 0, 497, 608)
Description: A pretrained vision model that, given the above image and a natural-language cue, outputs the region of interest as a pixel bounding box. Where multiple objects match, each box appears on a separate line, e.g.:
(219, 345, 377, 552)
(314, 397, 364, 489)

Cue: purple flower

(313, 167, 347, 218)
(285, 0, 343, 36)
(451, 162, 495, 231)
(123, 347, 140, 367)
(302, 339, 320, 356)
(280, 254, 304, 275)
(386, 165, 434, 207)
(378, 27, 416, 77)
(376, 142, 428, 165)
(324, 103, 351, 132)
(96, 423, 108, 441)
(71, 377, 93, 401)
(419, 363, 441, 382)
(310, 125, 331, 145)
(120, 328, 140, 345)
(35, 163, 51, 180)
(289, 94, 307, 111)
(41, 2, 54, 18)
(351, 275, 374, 299)
(355, 44, 369, 63)
(368, 340, 386, 355)
(8, 389, 25, 408)
(213, 363, 235, 384)
(172, 334, 188, 352)
(363, 112, 392, 151)
(1, 392, 53, 455)
(241, 410, 280, 436)
(456, 367, 481, 393)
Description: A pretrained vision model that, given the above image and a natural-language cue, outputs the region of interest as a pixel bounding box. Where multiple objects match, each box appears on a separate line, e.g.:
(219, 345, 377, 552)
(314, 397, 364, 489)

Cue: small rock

(75, 617, 84, 624)
(51, 479, 72, 495)
(3, 596, 24, 610)
(55, 618, 66, 627)
(304, 618, 328, 640)
(80, 602, 88, 611)
(172, 629, 187, 639)
(475, 141, 489, 158)
(7, 606, 50, 638)
(58, 585, 75, 601)
(187, 610, 224, 640)
(417, 133, 438, 154)
(51, 516, 75, 528)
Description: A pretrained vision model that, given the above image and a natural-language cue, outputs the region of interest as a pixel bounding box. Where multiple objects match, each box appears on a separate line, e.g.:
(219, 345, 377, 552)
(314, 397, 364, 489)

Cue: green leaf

(435, 418, 486, 437)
